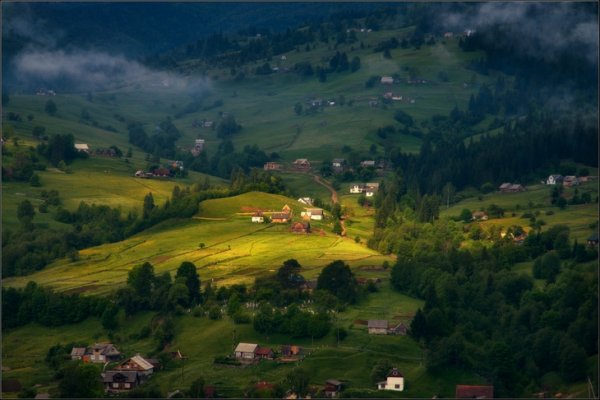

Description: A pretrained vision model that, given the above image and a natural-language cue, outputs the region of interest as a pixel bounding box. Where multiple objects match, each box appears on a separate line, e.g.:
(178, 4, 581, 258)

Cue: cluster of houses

(349, 182, 379, 197)
(234, 343, 304, 363)
(545, 174, 594, 187)
(36, 88, 57, 96)
(134, 161, 184, 179)
(251, 204, 323, 235)
(69, 343, 178, 394)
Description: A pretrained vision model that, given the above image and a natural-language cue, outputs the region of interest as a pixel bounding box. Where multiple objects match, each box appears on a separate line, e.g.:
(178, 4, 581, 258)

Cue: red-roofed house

(455, 385, 494, 398)
(255, 347, 274, 360)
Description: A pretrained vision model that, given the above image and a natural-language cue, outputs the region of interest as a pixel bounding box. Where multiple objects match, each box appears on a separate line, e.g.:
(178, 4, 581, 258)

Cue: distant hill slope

(198, 191, 307, 218)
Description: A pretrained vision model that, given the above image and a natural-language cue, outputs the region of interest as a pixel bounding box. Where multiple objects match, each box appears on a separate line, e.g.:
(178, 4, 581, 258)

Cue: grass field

(3, 192, 393, 295)
(440, 182, 599, 242)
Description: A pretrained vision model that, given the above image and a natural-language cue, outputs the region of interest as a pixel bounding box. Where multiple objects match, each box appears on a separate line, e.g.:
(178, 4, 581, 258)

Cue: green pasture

(198, 191, 307, 218)
(3, 213, 393, 295)
(441, 183, 599, 242)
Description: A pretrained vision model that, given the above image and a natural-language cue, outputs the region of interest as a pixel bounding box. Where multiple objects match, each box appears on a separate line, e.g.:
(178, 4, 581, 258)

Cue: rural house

(291, 222, 310, 234)
(546, 174, 564, 185)
(255, 347, 274, 360)
(70, 347, 86, 360)
(114, 355, 155, 377)
(332, 158, 346, 173)
(360, 160, 375, 168)
(368, 320, 389, 334)
(472, 211, 489, 221)
(350, 183, 365, 194)
(281, 345, 303, 358)
(102, 371, 141, 393)
(324, 379, 344, 398)
(563, 175, 579, 187)
(252, 211, 264, 223)
(271, 212, 290, 223)
(380, 76, 394, 84)
(264, 162, 282, 171)
(74, 143, 90, 153)
(377, 368, 404, 391)
(297, 197, 314, 206)
(389, 322, 408, 335)
(235, 343, 258, 360)
(191, 139, 205, 157)
(499, 183, 525, 193)
(301, 208, 323, 221)
(293, 159, 311, 171)
(587, 233, 599, 247)
(455, 385, 494, 398)
(88, 343, 121, 363)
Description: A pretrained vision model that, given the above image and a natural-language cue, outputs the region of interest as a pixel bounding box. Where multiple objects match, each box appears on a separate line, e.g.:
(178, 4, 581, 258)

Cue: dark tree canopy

(316, 260, 357, 303)
(175, 261, 201, 305)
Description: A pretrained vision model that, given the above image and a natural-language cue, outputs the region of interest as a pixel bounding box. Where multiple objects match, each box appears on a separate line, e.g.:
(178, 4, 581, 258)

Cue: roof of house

(325, 379, 343, 387)
(235, 343, 258, 353)
(255, 347, 273, 356)
(472, 211, 488, 217)
(549, 174, 563, 179)
(387, 368, 404, 378)
(294, 158, 309, 164)
(361, 160, 376, 166)
(366, 182, 380, 188)
(368, 320, 388, 329)
(332, 158, 345, 163)
(128, 355, 154, 371)
(70, 347, 86, 357)
(74, 143, 89, 150)
(499, 183, 511, 189)
(91, 343, 120, 356)
(102, 371, 139, 383)
(306, 208, 323, 215)
(455, 385, 494, 398)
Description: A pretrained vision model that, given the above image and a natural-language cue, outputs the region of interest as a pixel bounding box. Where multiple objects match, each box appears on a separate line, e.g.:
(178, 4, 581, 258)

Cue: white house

(377, 368, 404, 391)
(251, 212, 264, 223)
(350, 184, 364, 194)
(308, 208, 324, 221)
(234, 343, 258, 360)
(546, 174, 564, 185)
(74, 143, 90, 153)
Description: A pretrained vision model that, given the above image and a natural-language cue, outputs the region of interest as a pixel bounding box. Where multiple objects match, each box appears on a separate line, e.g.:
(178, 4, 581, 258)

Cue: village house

(368, 320, 389, 335)
(563, 175, 579, 187)
(499, 183, 525, 193)
(251, 211, 264, 223)
(297, 197, 314, 206)
(360, 160, 376, 168)
(271, 212, 290, 223)
(102, 371, 141, 393)
(377, 368, 404, 391)
(472, 211, 489, 221)
(380, 76, 394, 85)
(255, 347, 274, 360)
(324, 379, 344, 398)
(365, 187, 378, 197)
(263, 162, 282, 171)
(235, 342, 258, 360)
(350, 183, 365, 194)
(293, 158, 311, 171)
(70, 347, 86, 360)
(74, 143, 90, 153)
(88, 343, 121, 363)
(301, 208, 324, 221)
(455, 385, 494, 398)
(114, 355, 155, 377)
(291, 221, 311, 234)
(546, 174, 564, 185)
(388, 322, 408, 336)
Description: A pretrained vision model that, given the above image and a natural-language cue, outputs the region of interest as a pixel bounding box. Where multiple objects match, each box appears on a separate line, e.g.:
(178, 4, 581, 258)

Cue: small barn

(368, 320, 388, 335)
(234, 343, 258, 360)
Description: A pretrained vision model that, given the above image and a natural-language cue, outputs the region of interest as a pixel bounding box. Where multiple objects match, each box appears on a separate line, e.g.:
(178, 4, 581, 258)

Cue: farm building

(70, 347, 86, 360)
(324, 379, 344, 398)
(102, 371, 141, 393)
(380, 76, 394, 84)
(301, 208, 323, 221)
(271, 212, 290, 223)
(332, 158, 346, 173)
(368, 320, 389, 334)
(255, 347, 274, 360)
(291, 222, 310, 234)
(472, 211, 489, 221)
(587, 233, 599, 247)
(281, 345, 303, 357)
(499, 183, 525, 193)
(235, 343, 258, 360)
(389, 322, 408, 335)
(88, 343, 121, 363)
(74, 143, 90, 153)
(350, 183, 365, 194)
(264, 162, 282, 171)
(360, 160, 375, 168)
(293, 159, 311, 171)
(377, 368, 404, 391)
(546, 174, 563, 185)
(251, 211, 264, 223)
(114, 355, 154, 377)
(297, 197, 314, 206)
(563, 175, 579, 187)
(455, 385, 494, 398)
